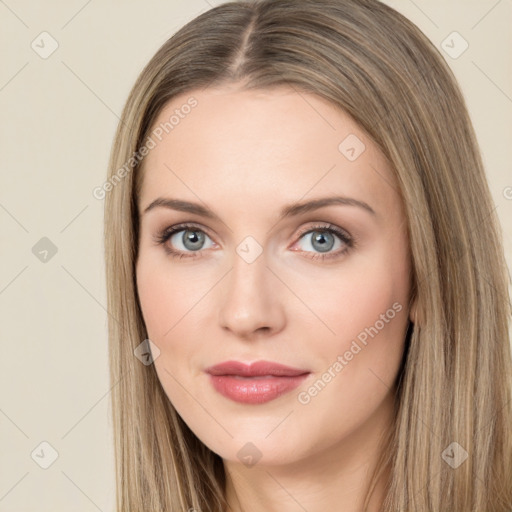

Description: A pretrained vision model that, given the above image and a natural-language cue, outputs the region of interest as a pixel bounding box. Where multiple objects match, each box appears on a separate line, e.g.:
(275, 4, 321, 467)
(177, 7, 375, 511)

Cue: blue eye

(169, 228, 213, 252)
(292, 224, 354, 261)
(154, 222, 354, 261)
(154, 223, 214, 259)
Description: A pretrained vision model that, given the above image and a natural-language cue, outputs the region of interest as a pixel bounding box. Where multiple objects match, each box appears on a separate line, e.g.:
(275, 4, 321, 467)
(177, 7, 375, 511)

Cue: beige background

(0, 1, 510, 510)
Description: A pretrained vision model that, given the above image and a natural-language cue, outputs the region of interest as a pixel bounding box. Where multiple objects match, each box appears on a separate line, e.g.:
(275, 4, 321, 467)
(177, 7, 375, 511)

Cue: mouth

(204, 360, 311, 404)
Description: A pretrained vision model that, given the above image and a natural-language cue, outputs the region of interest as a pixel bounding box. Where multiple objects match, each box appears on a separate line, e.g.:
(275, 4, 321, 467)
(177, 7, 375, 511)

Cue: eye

(154, 222, 355, 261)
(291, 223, 354, 261)
(153, 223, 215, 259)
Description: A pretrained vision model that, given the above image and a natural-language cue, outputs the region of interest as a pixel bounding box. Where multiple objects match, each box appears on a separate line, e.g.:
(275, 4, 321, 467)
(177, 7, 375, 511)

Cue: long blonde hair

(103, 0, 512, 510)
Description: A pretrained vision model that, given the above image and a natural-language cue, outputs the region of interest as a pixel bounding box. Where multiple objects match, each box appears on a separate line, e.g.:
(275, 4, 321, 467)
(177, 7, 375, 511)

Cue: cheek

(293, 267, 408, 444)
(136, 262, 172, 340)
(136, 258, 198, 407)
(299, 245, 410, 394)
(302, 265, 407, 348)
(136, 254, 211, 340)
(339, 257, 410, 383)
(135, 255, 215, 385)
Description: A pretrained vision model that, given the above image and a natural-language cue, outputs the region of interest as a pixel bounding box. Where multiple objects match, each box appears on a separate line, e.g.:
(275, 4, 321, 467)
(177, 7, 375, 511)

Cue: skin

(136, 84, 415, 512)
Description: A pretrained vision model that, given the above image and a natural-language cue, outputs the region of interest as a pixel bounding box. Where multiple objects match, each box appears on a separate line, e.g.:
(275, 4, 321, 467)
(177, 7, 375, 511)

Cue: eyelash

(153, 222, 355, 261)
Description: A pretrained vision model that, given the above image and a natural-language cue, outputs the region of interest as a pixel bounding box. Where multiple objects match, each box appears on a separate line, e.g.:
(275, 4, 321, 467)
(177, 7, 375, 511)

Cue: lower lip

(208, 374, 309, 404)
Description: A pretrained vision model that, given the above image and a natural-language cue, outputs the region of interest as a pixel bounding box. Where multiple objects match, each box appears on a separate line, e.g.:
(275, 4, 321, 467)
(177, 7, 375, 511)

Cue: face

(135, 84, 413, 467)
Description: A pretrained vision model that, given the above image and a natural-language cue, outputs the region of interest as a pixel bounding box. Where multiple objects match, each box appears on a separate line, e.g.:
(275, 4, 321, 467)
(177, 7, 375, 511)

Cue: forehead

(138, 86, 400, 220)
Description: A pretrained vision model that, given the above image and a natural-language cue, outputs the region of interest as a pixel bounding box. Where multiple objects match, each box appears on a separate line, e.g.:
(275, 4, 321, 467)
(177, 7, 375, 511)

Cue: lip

(205, 360, 310, 404)
(205, 360, 309, 377)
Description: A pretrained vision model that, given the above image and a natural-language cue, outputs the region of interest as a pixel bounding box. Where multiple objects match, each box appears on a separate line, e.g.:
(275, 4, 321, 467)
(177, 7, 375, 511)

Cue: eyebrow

(142, 196, 376, 220)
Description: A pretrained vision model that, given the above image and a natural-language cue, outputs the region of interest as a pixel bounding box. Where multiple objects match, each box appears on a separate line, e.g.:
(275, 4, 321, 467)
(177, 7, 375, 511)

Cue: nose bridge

(226, 244, 270, 306)
(218, 240, 285, 336)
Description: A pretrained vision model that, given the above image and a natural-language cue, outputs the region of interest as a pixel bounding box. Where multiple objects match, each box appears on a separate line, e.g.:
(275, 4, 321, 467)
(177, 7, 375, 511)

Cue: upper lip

(205, 360, 310, 377)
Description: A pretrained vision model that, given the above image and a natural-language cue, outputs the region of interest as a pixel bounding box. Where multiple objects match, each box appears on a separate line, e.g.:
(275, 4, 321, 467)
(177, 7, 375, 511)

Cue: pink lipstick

(205, 360, 310, 404)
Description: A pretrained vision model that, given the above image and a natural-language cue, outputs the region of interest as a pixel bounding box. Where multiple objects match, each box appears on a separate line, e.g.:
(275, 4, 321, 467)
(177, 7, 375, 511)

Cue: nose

(218, 248, 286, 339)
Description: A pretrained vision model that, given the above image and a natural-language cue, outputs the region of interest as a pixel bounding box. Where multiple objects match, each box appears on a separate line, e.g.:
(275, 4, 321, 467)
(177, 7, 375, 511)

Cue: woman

(103, 0, 512, 510)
